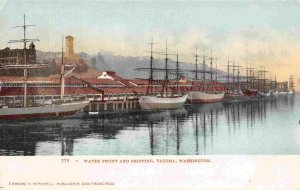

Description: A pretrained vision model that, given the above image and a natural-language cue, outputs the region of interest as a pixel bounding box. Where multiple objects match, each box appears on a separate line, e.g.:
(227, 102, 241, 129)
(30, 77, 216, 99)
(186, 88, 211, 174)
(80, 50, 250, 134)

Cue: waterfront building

(0, 42, 36, 66)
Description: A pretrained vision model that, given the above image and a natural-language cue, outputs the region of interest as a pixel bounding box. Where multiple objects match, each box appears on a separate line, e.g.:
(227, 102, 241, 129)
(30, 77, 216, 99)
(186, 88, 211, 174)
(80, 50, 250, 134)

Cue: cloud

(218, 29, 300, 82)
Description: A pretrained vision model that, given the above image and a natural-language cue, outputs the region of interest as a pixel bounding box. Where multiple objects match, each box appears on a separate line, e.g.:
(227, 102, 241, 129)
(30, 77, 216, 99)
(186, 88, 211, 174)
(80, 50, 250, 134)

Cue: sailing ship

(0, 15, 89, 120)
(188, 90, 224, 104)
(187, 50, 224, 104)
(243, 89, 258, 97)
(139, 40, 188, 110)
(256, 68, 275, 97)
(223, 61, 245, 102)
(288, 75, 295, 94)
(242, 64, 259, 97)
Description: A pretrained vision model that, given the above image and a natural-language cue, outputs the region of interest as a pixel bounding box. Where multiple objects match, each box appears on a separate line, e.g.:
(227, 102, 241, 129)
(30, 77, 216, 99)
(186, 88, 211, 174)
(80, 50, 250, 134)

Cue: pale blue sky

(2, 1, 300, 29)
(1, 1, 300, 49)
(0, 0, 300, 80)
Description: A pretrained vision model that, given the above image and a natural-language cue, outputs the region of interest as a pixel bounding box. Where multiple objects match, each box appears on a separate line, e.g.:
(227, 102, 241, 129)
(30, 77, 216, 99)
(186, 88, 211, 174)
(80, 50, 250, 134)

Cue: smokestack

(65, 35, 74, 58)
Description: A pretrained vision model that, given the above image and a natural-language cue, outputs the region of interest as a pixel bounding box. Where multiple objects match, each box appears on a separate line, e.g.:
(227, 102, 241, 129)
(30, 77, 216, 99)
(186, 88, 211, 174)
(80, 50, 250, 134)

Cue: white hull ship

(288, 91, 295, 95)
(223, 92, 251, 103)
(138, 40, 187, 110)
(139, 94, 188, 110)
(258, 92, 269, 97)
(259, 90, 276, 97)
(0, 16, 89, 120)
(186, 49, 224, 105)
(0, 101, 89, 120)
(277, 91, 289, 95)
(187, 91, 224, 104)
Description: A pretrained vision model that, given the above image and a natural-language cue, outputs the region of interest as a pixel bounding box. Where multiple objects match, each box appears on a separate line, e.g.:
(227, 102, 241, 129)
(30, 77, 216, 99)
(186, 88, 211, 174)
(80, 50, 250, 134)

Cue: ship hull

(243, 89, 258, 97)
(223, 93, 247, 102)
(259, 91, 275, 97)
(0, 101, 89, 120)
(139, 94, 188, 110)
(187, 91, 224, 104)
(277, 91, 289, 95)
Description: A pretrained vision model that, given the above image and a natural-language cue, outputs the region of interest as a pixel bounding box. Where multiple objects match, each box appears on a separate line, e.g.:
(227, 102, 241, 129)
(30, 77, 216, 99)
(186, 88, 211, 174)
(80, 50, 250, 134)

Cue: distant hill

(79, 51, 227, 80)
(34, 50, 227, 80)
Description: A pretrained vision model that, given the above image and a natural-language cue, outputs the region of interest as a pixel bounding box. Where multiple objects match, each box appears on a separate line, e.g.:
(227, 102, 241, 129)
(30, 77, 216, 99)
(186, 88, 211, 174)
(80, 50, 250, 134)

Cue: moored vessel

(186, 50, 224, 104)
(0, 15, 89, 120)
(0, 100, 89, 120)
(243, 89, 258, 97)
(139, 94, 188, 110)
(188, 91, 224, 104)
(138, 40, 187, 110)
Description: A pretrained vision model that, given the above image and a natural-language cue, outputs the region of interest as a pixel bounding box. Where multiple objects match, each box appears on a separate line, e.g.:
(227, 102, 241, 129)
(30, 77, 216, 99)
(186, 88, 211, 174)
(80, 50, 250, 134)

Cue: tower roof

(65, 35, 74, 39)
(29, 42, 35, 49)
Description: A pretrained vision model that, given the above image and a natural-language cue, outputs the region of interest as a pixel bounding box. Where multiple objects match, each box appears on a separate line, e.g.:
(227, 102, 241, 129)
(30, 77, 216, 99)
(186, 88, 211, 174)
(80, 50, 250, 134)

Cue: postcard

(0, 0, 300, 189)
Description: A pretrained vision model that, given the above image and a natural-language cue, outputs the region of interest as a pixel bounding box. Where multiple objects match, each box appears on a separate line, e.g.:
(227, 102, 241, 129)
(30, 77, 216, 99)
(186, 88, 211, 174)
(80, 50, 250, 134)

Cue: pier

(84, 100, 141, 114)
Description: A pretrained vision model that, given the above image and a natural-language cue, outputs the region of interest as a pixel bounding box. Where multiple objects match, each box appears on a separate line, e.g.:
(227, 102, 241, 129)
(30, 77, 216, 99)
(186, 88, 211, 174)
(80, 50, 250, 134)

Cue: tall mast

(60, 36, 65, 100)
(162, 40, 168, 96)
(289, 75, 295, 92)
(23, 15, 28, 107)
(232, 60, 235, 90)
(237, 62, 241, 90)
(263, 67, 267, 92)
(148, 38, 154, 94)
(246, 63, 249, 89)
(202, 49, 206, 80)
(8, 15, 39, 107)
(257, 70, 260, 91)
(271, 74, 274, 90)
(195, 47, 198, 80)
(246, 63, 254, 89)
(263, 67, 266, 92)
(165, 41, 168, 81)
(257, 68, 267, 92)
(215, 63, 218, 81)
(210, 50, 213, 80)
(252, 68, 255, 89)
(176, 54, 179, 93)
(275, 75, 277, 90)
(226, 58, 230, 92)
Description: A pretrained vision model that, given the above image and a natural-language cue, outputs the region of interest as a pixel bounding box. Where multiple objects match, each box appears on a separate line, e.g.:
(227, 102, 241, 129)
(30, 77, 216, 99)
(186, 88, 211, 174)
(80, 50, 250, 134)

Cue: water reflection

(0, 95, 297, 155)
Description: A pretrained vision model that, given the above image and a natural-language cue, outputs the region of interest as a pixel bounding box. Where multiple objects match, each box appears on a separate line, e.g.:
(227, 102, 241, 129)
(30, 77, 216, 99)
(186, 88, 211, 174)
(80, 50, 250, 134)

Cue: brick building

(0, 42, 36, 66)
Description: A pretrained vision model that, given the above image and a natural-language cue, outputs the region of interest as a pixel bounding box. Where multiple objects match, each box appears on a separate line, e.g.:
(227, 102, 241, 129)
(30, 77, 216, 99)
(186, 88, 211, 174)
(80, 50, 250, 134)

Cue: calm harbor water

(0, 95, 299, 155)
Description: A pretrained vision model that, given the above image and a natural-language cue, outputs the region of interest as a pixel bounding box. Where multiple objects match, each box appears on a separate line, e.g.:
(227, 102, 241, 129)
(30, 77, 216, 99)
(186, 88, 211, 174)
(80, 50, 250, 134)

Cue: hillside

(34, 50, 227, 80)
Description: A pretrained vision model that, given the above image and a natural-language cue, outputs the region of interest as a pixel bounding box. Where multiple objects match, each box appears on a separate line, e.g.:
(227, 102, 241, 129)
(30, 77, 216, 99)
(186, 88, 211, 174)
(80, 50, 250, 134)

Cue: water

(0, 95, 299, 155)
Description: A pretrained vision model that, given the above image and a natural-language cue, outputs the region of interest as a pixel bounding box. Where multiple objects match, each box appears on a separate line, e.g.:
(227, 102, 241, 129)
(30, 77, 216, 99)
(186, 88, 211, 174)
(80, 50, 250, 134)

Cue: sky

(0, 0, 300, 82)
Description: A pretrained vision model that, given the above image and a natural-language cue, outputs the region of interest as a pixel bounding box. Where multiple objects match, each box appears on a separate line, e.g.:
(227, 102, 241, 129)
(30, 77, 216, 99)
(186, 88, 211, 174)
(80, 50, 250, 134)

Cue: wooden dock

(84, 100, 141, 114)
